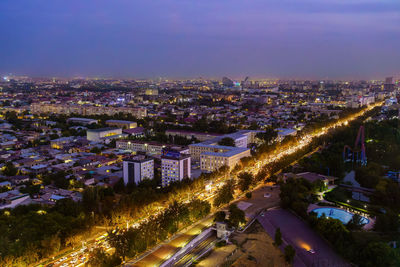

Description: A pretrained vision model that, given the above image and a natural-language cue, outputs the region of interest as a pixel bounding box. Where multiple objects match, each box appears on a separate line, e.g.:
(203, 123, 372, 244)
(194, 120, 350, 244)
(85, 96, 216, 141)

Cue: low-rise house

(0, 189, 31, 209)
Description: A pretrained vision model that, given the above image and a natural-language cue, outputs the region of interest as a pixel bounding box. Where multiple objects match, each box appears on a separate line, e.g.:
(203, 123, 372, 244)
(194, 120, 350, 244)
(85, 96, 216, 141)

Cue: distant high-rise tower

(385, 77, 394, 84)
(384, 77, 394, 91)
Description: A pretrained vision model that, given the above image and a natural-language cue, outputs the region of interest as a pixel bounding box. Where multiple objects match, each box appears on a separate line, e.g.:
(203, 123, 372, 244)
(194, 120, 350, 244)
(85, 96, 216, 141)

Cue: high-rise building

(161, 149, 191, 187)
(123, 155, 154, 185)
(384, 77, 395, 91)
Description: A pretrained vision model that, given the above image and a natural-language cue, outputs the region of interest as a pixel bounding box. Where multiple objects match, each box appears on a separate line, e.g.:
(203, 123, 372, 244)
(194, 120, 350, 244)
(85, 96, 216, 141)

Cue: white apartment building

(161, 154, 191, 187)
(123, 156, 154, 185)
(87, 127, 122, 142)
(200, 147, 251, 172)
(116, 140, 189, 155)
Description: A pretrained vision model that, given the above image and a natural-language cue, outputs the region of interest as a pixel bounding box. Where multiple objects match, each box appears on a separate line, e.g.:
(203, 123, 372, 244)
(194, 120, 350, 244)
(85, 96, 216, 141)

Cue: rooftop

(87, 127, 120, 133)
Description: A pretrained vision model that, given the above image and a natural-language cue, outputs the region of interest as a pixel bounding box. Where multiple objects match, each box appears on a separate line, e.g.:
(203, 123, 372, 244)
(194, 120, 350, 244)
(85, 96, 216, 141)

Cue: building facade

(106, 120, 137, 129)
(87, 127, 122, 142)
(161, 150, 191, 187)
(123, 156, 154, 185)
(200, 147, 251, 172)
(116, 140, 189, 155)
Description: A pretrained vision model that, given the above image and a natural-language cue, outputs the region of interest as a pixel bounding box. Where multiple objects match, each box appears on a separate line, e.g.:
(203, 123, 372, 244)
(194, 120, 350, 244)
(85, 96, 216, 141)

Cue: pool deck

(308, 204, 375, 230)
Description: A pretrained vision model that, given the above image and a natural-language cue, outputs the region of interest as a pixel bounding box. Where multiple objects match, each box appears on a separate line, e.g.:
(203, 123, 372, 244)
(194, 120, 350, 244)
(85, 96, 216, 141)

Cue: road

(258, 209, 350, 267)
(173, 235, 216, 267)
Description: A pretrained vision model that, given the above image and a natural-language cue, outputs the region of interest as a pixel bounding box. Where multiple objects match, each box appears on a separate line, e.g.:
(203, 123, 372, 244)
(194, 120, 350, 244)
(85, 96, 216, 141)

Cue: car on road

(264, 193, 271, 198)
(308, 249, 316, 254)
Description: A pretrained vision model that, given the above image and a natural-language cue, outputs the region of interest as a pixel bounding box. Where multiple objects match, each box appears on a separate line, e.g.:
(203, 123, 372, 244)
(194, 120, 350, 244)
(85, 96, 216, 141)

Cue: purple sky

(1, 0, 399, 79)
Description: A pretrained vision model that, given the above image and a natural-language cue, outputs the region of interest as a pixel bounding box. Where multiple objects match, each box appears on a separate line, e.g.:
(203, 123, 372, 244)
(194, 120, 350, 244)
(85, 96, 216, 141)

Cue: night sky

(1, 0, 399, 79)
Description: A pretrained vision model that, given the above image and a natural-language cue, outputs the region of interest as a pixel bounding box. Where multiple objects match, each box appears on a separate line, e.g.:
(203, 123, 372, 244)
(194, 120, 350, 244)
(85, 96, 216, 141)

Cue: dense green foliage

(87, 248, 121, 267)
(237, 172, 253, 192)
(280, 116, 400, 266)
(308, 214, 400, 266)
(284, 245, 295, 263)
(0, 200, 90, 266)
(279, 177, 317, 218)
(255, 127, 277, 145)
(106, 199, 210, 259)
(274, 227, 282, 246)
(213, 180, 234, 207)
(227, 204, 246, 228)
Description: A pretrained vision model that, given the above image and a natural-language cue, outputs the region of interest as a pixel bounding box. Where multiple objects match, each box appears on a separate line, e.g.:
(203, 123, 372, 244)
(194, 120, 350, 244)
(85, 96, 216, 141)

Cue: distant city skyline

(1, 0, 400, 79)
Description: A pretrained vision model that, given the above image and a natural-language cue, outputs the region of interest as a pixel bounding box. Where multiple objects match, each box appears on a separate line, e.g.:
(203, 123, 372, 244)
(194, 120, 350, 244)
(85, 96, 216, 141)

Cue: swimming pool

(311, 207, 369, 225)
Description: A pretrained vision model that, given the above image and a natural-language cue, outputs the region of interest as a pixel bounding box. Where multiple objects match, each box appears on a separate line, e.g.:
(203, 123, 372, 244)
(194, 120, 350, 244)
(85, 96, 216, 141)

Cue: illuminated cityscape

(1, 1, 400, 267)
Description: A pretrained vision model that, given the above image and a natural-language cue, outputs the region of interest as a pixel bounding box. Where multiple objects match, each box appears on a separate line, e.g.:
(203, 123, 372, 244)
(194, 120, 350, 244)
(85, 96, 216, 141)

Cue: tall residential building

(161, 149, 191, 187)
(123, 155, 154, 185)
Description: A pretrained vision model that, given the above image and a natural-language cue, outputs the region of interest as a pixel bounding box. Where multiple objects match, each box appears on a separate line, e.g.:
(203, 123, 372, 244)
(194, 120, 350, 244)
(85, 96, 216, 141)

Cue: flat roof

(161, 154, 191, 160)
(124, 157, 153, 163)
(87, 127, 121, 133)
(106, 120, 136, 124)
(67, 117, 97, 121)
(165, 129, 222, 136)
(201, 147, 250, 157)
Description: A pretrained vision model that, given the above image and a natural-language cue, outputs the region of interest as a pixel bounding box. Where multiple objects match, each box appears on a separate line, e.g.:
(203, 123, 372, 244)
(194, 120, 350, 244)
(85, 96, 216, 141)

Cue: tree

(346, 213, 365, 230)
(238, 172, 253, 192)
(90, 146, 102, 154)
(214, 211, 226, 222)
(107, 229, 129, 260)
(274, 227, 282, 246)
(245, 192, 252, 199)
(279, 178, 312, 218)
(374, 211, 400, 232)
(2, 161, 17, 176)
(355, 163, 383, 189)
(187, 199, 211, 221)
(228, 204, 246, 228)
(87, 248, 121, 267)
(361, 242, 397, 267)
(284, 245, 296, 263)
(218, 137, 235, 147)
(256, 127, 277, 144)
(213, 181, 234, 207)
(53, 198, 82, 217)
